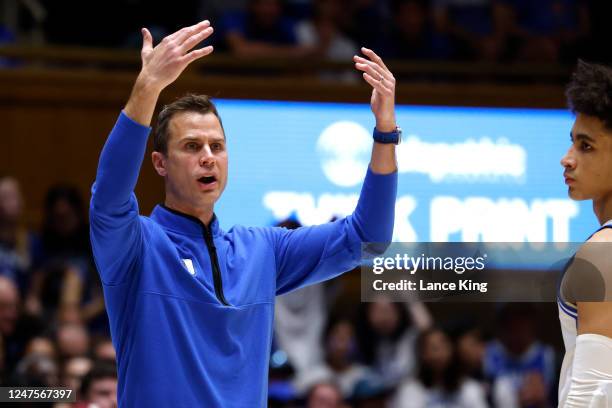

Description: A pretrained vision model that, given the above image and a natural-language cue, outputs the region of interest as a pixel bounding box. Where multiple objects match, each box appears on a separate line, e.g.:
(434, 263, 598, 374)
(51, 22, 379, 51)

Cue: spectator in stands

(325, 318, 382, 398)
(0, 274, 20, 342)
(384, 0, 452, 60)
(433, 0, 505, 61)
(55, 323, 90, 360)
(0, 275, 20, 379)
(75, 361, 118, 408)
(495, 0, 590, 62)
(304, 318, 378, 399)
(24, 336, 56, 360)
(14, 352, 59, 387)
(36, 184, 91, 265)
(484, 303, 556, 408)
(296, 0, 357, 61)
(219, 0, 314, 58)
(0, 275, 47, 384)
(0, 176, 35, 293)
(61, 356, 93, 402)
(453, 322, 517, 407)
(26, 261, 83, 322)
(92, 336, 116, 362)
(390, 327, 488, 407)
(357, 299, 432, 390)
(273, 218, 330, 397)
(26, 185, 106, 330)
(307, 381, 345, 408)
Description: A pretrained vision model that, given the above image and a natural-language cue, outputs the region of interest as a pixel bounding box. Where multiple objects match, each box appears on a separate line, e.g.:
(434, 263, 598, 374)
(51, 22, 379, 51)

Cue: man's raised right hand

(138, 20, 214, 93)
(124, 20, 214, 126)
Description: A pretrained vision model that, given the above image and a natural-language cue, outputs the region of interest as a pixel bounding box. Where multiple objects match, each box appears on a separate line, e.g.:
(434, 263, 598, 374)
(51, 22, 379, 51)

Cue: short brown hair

(153, 94, 224, 154)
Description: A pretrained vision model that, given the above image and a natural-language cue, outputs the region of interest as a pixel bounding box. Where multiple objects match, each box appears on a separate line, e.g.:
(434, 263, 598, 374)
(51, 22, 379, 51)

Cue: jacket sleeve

(273, 167, 397, 295)
(89, 111, 151, 285)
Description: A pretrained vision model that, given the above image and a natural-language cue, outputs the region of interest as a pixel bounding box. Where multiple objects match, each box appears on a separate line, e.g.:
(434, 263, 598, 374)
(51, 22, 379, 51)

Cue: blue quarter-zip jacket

(90, 111, 397, 407)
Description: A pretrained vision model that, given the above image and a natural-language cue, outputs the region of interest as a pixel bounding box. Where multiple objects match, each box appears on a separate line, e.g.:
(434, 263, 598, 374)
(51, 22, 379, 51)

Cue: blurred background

(0, 0, 606, 407)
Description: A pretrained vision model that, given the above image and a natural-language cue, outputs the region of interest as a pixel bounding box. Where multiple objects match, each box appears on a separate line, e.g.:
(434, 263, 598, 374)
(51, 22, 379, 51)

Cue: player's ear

(152, 151, 168, 177)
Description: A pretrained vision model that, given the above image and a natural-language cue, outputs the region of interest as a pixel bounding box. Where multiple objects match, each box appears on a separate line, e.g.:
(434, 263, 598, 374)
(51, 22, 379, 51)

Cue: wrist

(375, 118, 397, 133)
(134, 72, 163, 96)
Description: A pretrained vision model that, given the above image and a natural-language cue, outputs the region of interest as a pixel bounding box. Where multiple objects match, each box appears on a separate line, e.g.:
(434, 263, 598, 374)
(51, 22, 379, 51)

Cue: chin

(568, 188, 589, 201)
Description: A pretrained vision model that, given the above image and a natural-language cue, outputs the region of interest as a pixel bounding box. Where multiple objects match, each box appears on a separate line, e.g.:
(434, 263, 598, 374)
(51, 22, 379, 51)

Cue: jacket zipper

(202, 225, 230, 306)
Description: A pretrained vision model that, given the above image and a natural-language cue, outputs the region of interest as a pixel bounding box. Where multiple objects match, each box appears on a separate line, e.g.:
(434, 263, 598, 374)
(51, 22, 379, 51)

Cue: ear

(152, 151, 168, 177)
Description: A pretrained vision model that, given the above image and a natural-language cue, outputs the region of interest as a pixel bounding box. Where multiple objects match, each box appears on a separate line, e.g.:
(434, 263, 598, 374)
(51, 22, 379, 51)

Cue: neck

(164, 198, 214, 226)
(592, 193, 612, 225)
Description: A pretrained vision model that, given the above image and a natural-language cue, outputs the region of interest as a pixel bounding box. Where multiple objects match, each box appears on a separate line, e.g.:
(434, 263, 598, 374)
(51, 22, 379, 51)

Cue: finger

(354, 55, 392, 81)
(168, 20, 211, 44)
(363, 72, 392, 95)
(182, 45, 214, 64)
(361, 47, 389, 71)
(180, 26, 214, 53)
(141, 28, 153, 53)
(355, 62, 390, 81)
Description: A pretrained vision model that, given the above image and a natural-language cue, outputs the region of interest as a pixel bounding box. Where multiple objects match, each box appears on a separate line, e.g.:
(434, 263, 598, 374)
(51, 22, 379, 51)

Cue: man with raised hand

(90, 19, 398, 407)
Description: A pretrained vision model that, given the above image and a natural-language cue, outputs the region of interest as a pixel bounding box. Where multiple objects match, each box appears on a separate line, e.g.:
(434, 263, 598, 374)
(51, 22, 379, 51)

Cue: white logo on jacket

(182, 259, 196, 276)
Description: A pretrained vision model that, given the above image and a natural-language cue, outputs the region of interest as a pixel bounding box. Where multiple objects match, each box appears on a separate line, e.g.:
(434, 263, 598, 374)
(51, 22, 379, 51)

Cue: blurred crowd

(0, 0, 604, 65)
(1, 174, 563, 407)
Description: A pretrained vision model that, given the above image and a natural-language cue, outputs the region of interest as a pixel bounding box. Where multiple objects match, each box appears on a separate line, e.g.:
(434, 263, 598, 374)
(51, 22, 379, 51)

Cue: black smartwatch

(373, 126, 402, 144)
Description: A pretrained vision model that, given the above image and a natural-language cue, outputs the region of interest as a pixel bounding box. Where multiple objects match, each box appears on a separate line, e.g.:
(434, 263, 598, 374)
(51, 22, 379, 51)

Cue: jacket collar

(151, 204, 222, 237)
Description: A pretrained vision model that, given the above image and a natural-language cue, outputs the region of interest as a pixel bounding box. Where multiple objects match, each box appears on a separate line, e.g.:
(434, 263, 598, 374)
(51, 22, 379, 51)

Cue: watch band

(373, 126, 402, 144)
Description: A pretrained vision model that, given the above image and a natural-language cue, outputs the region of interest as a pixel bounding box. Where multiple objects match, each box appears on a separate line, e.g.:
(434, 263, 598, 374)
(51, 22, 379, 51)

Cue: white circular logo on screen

(317, 121, 371, 187)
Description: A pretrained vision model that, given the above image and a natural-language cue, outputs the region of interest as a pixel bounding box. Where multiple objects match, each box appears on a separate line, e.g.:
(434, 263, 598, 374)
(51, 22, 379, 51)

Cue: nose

(560, 146, 576, 170)
(199, 146, 215, 168)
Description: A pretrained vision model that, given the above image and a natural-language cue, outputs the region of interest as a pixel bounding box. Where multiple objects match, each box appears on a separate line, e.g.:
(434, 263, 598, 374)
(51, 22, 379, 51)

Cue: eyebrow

(571, 132, 596, 144)
(178, 136, 225, 144)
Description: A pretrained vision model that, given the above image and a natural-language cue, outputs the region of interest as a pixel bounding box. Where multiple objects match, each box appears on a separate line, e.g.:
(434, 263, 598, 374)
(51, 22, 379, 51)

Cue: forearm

(369, 110, 397, 175)
(566, 333, 612, 407)
(370, 143, 397, 174)
(124, 74, 162, 126)
(351, 166, 397, 243)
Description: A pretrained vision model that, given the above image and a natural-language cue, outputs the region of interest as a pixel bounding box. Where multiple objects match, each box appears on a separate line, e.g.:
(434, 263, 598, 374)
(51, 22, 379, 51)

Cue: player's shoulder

(587, 226, 612, 243)
(574, 226, 612, 277)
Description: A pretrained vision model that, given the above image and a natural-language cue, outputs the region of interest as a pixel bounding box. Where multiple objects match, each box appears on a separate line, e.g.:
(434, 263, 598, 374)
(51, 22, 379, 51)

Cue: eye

(580, 141, 592, 152)
(211, 143, 223, 151)
(186, 142, 199, 151)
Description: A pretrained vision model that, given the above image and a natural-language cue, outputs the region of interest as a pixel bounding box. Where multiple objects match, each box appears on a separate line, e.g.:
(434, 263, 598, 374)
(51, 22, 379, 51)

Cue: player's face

(561, 113, 612, 201)
(153, 111, 228, 212)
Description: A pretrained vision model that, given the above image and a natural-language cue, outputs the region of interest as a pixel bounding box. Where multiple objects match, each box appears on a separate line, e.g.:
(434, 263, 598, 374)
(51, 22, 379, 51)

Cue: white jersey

(557, 295, 578, 406)
(557, 220, 612, 406)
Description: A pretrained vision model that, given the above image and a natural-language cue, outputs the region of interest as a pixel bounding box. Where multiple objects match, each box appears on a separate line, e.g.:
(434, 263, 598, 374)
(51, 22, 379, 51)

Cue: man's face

(87, 378, 117, 408)
(561, 113, 612, 201)
(0, 178, 22, 222)
(153, 112, 228, 214)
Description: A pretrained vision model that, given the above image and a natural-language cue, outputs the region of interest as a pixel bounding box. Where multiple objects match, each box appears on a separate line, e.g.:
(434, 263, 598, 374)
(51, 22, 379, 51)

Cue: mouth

(198, 176, 217, 184)
(564, 175, 575, 185)
(197, 176, 218, 190)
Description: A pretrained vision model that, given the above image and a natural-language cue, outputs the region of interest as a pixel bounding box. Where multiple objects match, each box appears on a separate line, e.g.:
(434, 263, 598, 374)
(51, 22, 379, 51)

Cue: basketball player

(89, 20, 399, 406)
(558, 60, 612, 407)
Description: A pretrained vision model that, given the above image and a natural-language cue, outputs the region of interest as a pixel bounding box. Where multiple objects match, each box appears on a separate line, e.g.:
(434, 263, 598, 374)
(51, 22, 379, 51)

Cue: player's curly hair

(153, 94, 224, 155)
(566, 60, 612, 130)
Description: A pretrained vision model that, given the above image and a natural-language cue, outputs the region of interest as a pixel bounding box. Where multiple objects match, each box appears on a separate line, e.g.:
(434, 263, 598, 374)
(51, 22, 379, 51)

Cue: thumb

(141, 28, 153, 53)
